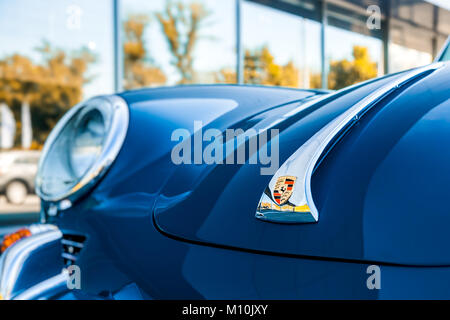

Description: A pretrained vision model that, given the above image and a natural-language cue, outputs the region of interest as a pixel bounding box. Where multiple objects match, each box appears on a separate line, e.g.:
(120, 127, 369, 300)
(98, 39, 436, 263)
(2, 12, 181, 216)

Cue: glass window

(324, 2, 383, 90)
(388, 2, 446, 72)
(390, 18, 434, 57)
(242, 1, 321, 89)
(325, 26, 383, 89)
(121, 0, 237, 89)
(0, 0, 114, 149)
(392, 0, 435, 30)
(0, 0, 114, 222)
(437, 7, 450, 36)
(389, 43, 433, 73)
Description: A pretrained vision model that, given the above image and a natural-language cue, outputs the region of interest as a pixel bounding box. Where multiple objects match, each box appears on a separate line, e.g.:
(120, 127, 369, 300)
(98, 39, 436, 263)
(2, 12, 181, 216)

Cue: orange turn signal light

(1, 228, 32, 253)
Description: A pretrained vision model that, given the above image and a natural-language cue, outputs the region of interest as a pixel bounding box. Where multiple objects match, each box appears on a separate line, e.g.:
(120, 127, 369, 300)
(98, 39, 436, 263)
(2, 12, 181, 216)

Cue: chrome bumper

(0, 225, 67, 300)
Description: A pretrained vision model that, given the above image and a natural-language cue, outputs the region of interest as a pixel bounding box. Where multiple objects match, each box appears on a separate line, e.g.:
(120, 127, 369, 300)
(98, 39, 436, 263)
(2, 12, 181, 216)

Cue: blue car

(0, 49, 449, 300)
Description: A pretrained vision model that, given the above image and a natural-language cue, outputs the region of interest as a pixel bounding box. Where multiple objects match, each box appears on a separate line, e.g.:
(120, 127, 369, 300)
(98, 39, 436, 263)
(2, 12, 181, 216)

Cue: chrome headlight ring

(35, 95, 129, 204)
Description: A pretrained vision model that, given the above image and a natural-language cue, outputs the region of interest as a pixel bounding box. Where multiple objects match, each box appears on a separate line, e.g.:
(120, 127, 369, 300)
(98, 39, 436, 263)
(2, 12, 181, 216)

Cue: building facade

(0, 0, 448, 149)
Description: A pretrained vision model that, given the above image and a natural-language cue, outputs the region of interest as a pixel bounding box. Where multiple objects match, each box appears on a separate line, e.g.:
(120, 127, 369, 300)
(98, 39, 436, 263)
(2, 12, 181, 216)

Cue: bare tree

(156, 2, 209, 84)
(123, 15, 166, 90)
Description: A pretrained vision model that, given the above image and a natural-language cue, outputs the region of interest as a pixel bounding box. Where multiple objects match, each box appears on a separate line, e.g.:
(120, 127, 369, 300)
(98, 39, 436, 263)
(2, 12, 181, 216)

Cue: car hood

(149, 69, 450, 266)
(58, 68, 450, 267)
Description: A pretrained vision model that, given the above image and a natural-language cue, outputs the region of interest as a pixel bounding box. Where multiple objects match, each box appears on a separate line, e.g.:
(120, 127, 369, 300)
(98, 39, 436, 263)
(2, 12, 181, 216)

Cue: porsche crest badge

(273, 176, 297, 205)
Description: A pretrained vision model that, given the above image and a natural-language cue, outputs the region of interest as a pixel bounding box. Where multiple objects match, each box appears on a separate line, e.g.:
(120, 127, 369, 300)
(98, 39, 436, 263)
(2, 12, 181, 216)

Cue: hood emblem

(273, 176, 296, 205)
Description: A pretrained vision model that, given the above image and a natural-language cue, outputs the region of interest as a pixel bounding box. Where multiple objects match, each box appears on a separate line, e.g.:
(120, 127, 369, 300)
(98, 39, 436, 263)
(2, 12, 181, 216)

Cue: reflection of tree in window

(156, 1, 210, 84)
(328, 46, 378, 90)
(0, 41, 96, 148)
(244, 47, 298, 87)
(310, 46, 378, 90)
(125, 2, 211, 86)
(217, 46, 299, 87)
(123, 15, 166, 90)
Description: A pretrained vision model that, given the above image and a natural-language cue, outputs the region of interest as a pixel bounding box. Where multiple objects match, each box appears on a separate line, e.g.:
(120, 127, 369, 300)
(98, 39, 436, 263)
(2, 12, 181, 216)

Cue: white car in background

(0, 151, 40, 205)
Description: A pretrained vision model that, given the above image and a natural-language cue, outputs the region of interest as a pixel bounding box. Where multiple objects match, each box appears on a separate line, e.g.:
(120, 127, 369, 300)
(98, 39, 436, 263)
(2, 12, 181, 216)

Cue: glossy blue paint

(314, 65, 450, 266)
(42, 64, 450, 299)
(152, 73, 408, 260)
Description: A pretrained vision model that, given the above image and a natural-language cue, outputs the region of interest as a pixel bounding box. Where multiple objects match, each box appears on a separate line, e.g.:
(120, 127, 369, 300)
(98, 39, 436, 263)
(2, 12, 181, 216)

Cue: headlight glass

(69, 105, 109, 178)
(36, 96, 128, 202)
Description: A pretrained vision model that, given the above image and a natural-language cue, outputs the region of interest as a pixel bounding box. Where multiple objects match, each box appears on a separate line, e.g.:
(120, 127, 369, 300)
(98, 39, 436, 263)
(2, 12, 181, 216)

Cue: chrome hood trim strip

(257, 63, 443, 224)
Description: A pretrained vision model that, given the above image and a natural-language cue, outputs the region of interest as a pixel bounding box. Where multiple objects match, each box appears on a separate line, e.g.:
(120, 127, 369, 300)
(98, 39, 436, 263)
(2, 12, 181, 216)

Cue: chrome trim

(35, 94, 129, 203)
(0, 227, 62, 300)
(14, 270, 69, 300)
(61, 252, 78, 262)
(29, 224, 59, 235)
(256, 63, 443, 224)
(435, 36, 450, 62)
(61, 239, 84, 249)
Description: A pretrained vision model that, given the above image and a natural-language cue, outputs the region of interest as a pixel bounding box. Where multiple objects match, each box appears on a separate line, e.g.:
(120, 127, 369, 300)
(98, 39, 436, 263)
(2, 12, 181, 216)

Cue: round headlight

(36, 95, 129, 202)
